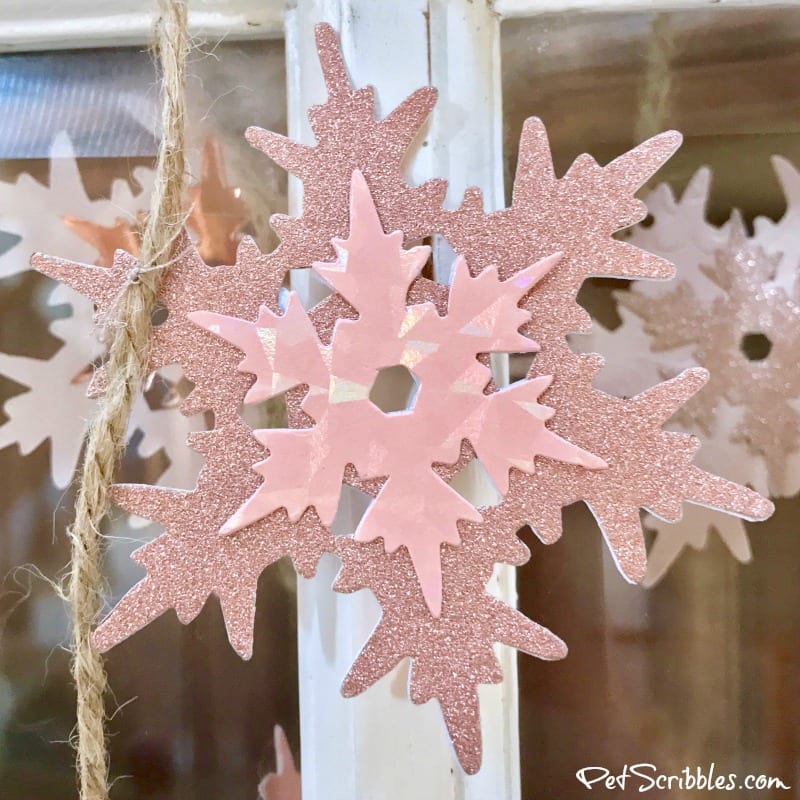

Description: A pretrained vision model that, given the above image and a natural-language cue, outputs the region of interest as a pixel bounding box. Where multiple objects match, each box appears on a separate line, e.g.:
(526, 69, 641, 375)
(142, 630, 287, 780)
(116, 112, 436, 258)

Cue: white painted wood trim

(3, 0, 793, 55)
(495, 0, 796, 17)
(289, 2, 519, 798)
(0, 0, 285, 53)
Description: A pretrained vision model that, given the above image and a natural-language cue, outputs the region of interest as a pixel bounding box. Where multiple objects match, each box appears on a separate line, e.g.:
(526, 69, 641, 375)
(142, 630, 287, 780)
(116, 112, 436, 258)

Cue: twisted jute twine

(635, 14, 677, 146)
(68, 1, 188, 797)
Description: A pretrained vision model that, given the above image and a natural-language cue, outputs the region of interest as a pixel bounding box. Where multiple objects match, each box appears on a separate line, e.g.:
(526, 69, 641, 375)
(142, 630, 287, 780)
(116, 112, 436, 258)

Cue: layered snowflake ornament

(33, 25, 773, 774)
(579, 166, 800, 584)
(193, 170, 605, 616)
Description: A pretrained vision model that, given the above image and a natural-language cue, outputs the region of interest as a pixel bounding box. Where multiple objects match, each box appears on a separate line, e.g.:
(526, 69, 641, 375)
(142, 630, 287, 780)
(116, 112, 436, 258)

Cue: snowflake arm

(245, 25, 446, 262)
(470, 376, 606, 493)
(31, 249, 135, 329)
(190, 292, 328, 407)
(335, 520, 566, 774)
(354, 468, 481, 617)
(94, 426, 334, 659)
(311, 170, 430, 316)
(441, 118, 680, 341)
(225, 427, 349, 529)
(486, 362, 772, 583)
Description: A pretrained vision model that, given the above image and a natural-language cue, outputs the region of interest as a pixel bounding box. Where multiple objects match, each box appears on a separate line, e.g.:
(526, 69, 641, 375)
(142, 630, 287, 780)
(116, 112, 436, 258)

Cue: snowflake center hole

(740, 332, 772, 361)
(368, 364, 418, 413)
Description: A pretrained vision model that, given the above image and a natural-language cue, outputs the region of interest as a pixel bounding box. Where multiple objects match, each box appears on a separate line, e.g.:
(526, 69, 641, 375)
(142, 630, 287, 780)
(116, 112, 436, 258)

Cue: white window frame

(0, 0, 784, 53)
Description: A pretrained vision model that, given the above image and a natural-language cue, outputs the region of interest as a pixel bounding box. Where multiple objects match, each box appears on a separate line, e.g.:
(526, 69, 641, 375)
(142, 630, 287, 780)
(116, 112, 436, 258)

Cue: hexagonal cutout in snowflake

(367, 363, 418, 413)
(739, 331, 772, 362)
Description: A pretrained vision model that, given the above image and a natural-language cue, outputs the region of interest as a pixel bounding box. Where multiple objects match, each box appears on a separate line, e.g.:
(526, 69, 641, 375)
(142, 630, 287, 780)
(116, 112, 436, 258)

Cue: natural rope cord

(69, 2, 188, 798)
(635, 14, 677, 145)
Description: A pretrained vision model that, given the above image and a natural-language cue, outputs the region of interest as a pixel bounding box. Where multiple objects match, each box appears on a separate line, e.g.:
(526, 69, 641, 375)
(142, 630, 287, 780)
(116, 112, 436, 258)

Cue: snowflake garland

(32, 24, 774, 774)
(579, 164, 800, 584)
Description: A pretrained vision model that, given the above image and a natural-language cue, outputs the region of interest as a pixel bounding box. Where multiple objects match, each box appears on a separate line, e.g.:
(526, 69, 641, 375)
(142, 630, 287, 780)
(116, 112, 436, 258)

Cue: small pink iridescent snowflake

(192, 170, 604, 616)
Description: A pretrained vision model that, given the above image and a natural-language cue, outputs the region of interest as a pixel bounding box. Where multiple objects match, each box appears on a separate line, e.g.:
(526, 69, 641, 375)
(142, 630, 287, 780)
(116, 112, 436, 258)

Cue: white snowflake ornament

(580, 164, 800, 584)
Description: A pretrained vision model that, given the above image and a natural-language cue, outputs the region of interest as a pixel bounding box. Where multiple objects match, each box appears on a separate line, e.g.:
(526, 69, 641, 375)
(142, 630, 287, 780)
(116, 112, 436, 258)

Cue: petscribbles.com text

(575, 763, 791, 793)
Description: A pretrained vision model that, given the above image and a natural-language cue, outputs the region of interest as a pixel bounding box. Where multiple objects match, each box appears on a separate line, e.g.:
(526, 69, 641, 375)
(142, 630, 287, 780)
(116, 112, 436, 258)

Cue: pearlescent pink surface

(32, 23, 774, 774)
(193, 171, 604, 615)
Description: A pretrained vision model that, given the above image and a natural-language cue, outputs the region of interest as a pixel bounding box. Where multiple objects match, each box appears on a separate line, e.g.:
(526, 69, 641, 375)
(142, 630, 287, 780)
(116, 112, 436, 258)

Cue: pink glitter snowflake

(32, 24, 774, 774)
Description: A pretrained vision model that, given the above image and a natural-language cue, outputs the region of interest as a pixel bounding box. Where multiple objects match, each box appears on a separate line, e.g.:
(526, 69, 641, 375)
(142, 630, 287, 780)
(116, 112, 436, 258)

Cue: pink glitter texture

(32, 24, 773, 774)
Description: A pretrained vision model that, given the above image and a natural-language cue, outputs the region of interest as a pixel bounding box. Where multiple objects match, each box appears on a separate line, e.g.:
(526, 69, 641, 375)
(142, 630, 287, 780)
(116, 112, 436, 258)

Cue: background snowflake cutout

(0, 132, 157, 487)
(33, 25, 773, 774)
(0, 135, 248, 492)
(577, 165, 800, 584)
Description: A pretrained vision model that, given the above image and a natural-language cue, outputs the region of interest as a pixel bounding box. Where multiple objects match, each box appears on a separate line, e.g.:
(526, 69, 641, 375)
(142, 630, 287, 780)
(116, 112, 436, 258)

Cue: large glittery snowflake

(33, 25, 773, 773)
(579, 165, 800, 584)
